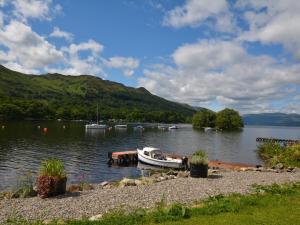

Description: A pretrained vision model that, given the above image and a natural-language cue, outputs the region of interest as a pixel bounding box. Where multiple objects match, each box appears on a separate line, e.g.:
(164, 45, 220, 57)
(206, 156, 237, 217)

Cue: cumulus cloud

(0, 20, 63, 72)
(50, 27, 73, 42)
(163, 0, 236, 33)
(139, 40, 300, 113)
(104, 56, 139, 77)
(236, 0, 300, 60)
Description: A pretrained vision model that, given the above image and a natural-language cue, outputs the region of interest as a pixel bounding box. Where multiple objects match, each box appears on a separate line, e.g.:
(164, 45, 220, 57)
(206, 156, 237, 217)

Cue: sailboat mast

(97, 104, 99, 124)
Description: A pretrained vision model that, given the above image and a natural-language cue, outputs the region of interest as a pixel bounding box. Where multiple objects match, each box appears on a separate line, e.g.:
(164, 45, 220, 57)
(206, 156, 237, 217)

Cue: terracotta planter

(37, 175, 67, 198)
(190, 164, 208, 178)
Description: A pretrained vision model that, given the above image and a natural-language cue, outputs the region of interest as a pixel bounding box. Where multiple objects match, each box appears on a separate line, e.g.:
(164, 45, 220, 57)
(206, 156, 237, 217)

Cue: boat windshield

(150, 150, 166, 160)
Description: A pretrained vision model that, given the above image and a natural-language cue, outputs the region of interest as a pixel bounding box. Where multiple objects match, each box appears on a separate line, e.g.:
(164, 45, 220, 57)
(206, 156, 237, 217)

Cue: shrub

(215, 108, 243, 131)
(190, 150, 208, 165)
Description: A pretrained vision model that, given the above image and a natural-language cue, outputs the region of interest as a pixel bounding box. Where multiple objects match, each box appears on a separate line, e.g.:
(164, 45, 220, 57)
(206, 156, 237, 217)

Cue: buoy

(1, 125, 5, 129)
(43, 128, 48, 133)
(37, 125, 40, 129)
(63, 125, 66, 129)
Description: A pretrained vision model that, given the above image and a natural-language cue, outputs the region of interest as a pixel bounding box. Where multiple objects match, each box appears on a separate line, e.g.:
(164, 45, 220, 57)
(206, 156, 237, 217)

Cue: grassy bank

(258, 143, 300, 168)
(5, 182, 300, 225)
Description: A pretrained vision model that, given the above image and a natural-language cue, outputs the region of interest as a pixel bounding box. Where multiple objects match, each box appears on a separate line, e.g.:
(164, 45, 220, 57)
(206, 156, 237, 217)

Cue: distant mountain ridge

(0, 65, 195, 122)
(243, 113, 300, 127)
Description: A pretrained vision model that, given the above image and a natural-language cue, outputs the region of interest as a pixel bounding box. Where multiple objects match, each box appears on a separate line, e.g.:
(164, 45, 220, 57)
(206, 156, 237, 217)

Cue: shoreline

(1, 169, 300, 223)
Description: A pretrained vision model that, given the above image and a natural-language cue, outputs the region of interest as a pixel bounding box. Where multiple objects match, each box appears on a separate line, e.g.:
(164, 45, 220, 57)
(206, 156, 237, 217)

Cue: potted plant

(190, 150, 208, 178)
(36, 158, 67, 198)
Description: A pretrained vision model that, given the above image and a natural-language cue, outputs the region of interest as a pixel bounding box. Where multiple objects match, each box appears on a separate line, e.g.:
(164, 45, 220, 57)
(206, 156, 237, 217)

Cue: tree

(216, 108, 243, 131)
(192, 109, 216, 129)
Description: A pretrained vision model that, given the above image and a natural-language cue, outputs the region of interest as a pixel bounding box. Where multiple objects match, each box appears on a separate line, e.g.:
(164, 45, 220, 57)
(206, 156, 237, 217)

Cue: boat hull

(85, 124, 107, 129)
(137, 149, 183, 169)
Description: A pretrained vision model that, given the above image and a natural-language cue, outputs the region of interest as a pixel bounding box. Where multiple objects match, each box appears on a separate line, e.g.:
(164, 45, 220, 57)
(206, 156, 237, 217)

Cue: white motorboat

(137, 147, 185, 169)
(85, 104, 107, 129)
(204, 127, 213, 132)
(115, 124, 127, 129)
(168, 125, 178, 130)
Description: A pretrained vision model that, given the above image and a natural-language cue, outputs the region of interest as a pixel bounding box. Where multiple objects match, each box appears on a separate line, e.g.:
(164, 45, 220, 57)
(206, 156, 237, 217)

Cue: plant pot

(37, 175, 67, 198)
(190, 164, 208, 178)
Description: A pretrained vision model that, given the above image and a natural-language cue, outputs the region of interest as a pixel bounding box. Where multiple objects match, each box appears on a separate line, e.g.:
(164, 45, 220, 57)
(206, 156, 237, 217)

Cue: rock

(275, 163, 284, 170)
(100, 181, 109, 187)
(89, 214, 102, 221)
(177, 171, 189, 178)
(287, 167, 294, 172)
(166, 170, 178, 176)
(239, 167, 248, 172)
(168, 175, 176, 179)
(266, 168, 277, 173)
(119, 178, 137, 187)
(134, 179, 143, 186)
(159, 176, 166, 181)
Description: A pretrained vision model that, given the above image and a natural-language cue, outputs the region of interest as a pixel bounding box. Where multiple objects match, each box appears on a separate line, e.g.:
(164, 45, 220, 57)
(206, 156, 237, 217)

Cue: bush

(190, 150, 208, 165)
(257, 143, 300, 168)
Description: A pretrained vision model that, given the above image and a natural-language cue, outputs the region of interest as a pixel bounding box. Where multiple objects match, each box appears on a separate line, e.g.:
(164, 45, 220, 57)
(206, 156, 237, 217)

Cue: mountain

(243, 113, 300, 127)
(0, 65, 195, 122)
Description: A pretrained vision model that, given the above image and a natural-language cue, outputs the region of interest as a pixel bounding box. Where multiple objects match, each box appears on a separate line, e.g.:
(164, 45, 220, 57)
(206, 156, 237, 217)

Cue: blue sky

(0, 0, 300, 114)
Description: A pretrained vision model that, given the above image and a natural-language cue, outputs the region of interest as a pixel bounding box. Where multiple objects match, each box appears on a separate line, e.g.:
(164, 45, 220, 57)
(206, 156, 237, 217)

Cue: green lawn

(5, 183, 300, 225)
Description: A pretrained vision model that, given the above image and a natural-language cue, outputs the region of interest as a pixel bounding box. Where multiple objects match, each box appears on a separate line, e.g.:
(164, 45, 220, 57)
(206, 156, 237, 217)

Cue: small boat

(204, 127, 213, 132)
(137, 147, 185, 169)
(85, 104, 107, 129)
(115, 124, 128, 129)
(168, 125, 178, 130)
(134, 125, 144, 130)
(85, 124, 107, 129)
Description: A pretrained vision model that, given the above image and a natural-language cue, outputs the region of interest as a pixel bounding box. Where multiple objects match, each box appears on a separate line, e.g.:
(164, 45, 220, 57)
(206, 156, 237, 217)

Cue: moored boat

(115, 124, 128, 129)
(85, 124, 107, 129)
(137, 147, 185, 169)
(168, 125, 178, 130)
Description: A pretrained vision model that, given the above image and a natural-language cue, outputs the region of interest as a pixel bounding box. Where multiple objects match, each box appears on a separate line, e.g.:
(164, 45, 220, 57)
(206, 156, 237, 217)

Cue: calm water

(0, 121, 300, 190)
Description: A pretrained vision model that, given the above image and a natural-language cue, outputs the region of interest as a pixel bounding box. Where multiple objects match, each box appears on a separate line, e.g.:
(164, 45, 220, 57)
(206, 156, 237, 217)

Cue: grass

(4, 182, 300, 225)
(258, 142, 300, 168)
(39, 158, 66, 178)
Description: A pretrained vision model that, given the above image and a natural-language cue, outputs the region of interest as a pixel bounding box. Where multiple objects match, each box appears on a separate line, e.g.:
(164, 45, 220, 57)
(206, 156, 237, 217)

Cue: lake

(0, 121, 300, 190)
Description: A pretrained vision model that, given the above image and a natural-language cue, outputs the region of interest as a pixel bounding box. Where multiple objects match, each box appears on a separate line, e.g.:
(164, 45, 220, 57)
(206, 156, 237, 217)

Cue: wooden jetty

(256, 137, 299, 145)
(107, 150, 138, 165)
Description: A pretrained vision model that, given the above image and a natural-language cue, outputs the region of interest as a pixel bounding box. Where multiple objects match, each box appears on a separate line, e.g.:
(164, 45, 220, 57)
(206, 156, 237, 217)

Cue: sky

(0, 0, 300, 114)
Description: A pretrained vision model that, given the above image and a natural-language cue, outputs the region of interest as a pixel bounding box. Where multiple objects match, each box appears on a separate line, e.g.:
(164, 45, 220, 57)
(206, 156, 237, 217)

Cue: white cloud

(104, 56, 139, 77)
(0, 20, 63, 71)
(139, 40, 300, 113)
(49, 40, 105, 76)
(237, 0, 300, 60)
(163, 0, 236, 32)
(50, 26, 73, 42)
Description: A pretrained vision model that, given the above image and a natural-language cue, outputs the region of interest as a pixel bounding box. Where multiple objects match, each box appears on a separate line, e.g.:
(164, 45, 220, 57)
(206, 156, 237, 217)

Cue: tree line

(0, 99, 189, 123)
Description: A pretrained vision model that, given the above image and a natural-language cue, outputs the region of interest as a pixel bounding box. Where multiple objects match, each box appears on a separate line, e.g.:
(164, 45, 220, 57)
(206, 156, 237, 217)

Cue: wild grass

(39, 158, 66, 178)
(190, 150, 208, 165)
(257, 143, 300, 167)
(5, 182, 300, 225)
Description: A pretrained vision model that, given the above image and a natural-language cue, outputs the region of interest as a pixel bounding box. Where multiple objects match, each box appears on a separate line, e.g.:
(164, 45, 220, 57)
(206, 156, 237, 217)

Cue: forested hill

(243, 113, 300, 127)
(0, 65, 195, 122)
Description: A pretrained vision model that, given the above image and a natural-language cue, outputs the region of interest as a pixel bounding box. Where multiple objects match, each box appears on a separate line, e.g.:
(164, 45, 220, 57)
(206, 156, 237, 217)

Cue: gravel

(1, 170, 300, 222)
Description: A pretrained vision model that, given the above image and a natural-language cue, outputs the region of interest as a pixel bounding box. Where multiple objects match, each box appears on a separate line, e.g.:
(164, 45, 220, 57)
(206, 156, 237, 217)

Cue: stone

(43, 219, 52, 224)
(134, 179, 143, 186)
(177, 171, 189, 178)
(100, 181, 109, 187)
(287, 167, 294, 172)
(275, 163, 284, 170)
(89, 214, 103, 221)
(119, 178, 137, 187)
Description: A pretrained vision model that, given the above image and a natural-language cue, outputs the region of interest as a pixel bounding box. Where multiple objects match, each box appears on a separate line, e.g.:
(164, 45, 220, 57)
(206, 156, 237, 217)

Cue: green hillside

(0, 65, 195, 122)
(243, 113, 300, 127)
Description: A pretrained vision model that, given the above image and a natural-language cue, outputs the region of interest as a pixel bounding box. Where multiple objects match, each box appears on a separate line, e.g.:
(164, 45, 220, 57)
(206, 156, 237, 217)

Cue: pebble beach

(1, 170, 300, 223)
